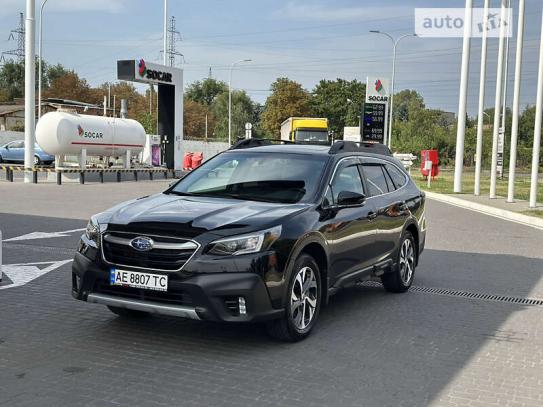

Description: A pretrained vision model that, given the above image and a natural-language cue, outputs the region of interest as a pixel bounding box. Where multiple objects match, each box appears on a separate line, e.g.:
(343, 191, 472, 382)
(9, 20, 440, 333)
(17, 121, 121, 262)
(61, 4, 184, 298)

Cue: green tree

(186, 78, 228, 106)
(393, 90, 425, 122)
(261, 78, 312, 136)
(0, 61, 24, 101)
(311, 78, 366, 136)
(96, 81, 146, 117)
(45, 63, 71, 89)
(519, 105, 536, 145)
(43, 71, 99, 104)
(211, 90, 254, 141)
(137, 112, 155, 135)
(0, 60, 70, 102)
(184, 98, 215, 139)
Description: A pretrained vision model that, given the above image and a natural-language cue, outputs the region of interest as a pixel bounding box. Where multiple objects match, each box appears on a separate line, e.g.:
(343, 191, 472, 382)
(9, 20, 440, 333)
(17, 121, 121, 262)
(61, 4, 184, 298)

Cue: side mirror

(337, 191, 366, 207)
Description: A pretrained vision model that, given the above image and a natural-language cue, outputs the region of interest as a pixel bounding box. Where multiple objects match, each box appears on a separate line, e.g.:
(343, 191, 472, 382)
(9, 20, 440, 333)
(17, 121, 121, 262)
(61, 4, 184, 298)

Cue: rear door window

(362, 164, 390, 196)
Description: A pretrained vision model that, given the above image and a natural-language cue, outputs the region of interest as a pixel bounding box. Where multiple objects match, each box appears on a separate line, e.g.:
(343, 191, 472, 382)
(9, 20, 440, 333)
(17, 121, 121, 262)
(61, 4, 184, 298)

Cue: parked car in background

(0, 140, 55, 165)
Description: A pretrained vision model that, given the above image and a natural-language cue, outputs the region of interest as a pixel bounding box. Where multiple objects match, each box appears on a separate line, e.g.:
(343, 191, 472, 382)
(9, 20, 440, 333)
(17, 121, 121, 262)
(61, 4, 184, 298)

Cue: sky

(1, 0, 542, 116)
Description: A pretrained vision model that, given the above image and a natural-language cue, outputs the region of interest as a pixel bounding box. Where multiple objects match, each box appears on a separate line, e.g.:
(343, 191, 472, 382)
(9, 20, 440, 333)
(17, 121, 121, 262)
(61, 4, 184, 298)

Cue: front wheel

(266, 254, 321, 342)
(34, 156, 41, 166)
(381, 231, 416, 293)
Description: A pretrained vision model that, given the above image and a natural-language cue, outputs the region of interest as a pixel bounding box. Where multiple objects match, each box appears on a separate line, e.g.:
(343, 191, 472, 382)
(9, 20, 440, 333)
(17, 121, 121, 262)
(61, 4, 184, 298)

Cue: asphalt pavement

(0, 183, 542, 407)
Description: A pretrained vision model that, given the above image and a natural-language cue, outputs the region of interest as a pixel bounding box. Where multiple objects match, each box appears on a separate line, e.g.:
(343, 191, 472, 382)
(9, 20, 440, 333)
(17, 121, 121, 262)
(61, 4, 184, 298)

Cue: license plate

(110, 268, 168, 292)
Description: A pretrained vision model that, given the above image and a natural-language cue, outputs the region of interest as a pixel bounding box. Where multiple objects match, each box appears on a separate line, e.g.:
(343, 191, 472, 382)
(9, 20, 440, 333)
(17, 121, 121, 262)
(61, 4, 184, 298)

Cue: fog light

(238, 297, 247, 315)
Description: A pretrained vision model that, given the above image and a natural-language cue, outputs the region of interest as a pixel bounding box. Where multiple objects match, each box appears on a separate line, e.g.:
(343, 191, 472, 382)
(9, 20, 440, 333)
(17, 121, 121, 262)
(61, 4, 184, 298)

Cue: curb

(425, 191, 543, 231)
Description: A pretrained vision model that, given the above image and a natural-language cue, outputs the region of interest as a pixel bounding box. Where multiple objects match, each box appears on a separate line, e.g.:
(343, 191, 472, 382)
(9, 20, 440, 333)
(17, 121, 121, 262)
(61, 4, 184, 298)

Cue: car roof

(225, 143, 331, 156)
(224, 143, 397, 163)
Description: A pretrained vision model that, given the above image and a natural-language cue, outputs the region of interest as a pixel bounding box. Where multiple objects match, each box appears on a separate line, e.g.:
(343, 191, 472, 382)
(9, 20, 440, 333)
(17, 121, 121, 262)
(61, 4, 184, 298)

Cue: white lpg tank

(36, 111, 146, 156)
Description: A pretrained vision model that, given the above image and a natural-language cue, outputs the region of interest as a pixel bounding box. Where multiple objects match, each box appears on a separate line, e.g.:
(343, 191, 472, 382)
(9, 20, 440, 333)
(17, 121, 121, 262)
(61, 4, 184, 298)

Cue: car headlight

(85, 216, 107, 246)
(207, 226, 282, 256)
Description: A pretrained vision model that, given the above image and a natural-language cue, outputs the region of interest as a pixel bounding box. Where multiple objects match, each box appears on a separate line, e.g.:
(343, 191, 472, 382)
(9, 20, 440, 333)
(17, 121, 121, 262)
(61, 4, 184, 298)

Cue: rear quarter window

(385, 164, 408, 189)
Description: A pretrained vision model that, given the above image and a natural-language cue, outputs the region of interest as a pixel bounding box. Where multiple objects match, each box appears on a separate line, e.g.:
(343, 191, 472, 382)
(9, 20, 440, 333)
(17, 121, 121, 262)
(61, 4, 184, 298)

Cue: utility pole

(166, 16, 184, 67)
(499, 0, 512, 180)
(475, 0, 490, 196)
(1, 13, 25, 63)
(163, 0, 167, 66)
(24, 0, 36, 183)
(453, 0, 473, 193)
(149, 85, 153, 114)
(229, 59, 252, 146)
(38, 0, 51, 119)
(507, 0, 526, 202)
(490, 0, 509, 199)
(369, 30, 417, 148)
(529, 13, 543, 208)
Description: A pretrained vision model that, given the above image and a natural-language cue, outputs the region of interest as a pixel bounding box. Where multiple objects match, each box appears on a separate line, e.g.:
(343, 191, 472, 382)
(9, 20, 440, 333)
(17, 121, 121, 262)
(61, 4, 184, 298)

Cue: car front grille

(101, 231, 199, 272)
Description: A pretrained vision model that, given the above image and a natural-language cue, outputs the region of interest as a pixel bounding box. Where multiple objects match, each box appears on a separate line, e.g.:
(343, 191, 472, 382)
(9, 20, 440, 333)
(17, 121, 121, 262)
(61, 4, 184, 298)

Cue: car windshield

(295, 130, 329, 143)
(170, 151, 327, 204)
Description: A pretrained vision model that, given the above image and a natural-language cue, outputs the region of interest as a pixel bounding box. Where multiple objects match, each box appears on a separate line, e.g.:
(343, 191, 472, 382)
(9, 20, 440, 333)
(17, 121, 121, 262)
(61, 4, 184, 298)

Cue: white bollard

(425, 160, 433, 189)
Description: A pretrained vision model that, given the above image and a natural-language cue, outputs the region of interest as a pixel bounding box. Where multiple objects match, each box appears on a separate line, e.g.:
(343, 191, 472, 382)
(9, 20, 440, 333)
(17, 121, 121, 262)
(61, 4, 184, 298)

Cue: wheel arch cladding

(301, 242, 329, 305)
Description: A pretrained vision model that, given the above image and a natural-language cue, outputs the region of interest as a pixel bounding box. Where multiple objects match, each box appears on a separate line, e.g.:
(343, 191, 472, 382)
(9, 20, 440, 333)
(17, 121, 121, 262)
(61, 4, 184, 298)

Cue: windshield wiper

(166, 190, 195, 196)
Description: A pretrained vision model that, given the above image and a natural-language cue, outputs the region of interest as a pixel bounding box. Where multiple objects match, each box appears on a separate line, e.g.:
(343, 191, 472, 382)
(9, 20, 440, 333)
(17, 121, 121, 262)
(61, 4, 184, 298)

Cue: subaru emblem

(130, 236, 154, 252)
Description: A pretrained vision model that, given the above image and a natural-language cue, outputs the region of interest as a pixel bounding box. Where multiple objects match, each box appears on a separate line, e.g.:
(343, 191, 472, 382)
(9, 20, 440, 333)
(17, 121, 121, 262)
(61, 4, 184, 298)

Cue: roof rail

(229, 138, 295, 150)
(329, 141, 392, 156)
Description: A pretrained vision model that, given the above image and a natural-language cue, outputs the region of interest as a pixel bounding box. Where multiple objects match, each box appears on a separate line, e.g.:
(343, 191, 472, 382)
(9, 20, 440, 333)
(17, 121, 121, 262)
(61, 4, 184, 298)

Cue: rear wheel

(266, 254, 321, 342)
(107, 306, 149, 318)
(34, 155, 41, 166)
(381, 231, 416, 293)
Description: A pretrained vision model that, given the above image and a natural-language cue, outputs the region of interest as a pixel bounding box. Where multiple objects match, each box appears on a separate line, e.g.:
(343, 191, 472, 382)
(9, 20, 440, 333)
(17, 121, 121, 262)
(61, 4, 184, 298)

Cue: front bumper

(72, 252, 284, 323)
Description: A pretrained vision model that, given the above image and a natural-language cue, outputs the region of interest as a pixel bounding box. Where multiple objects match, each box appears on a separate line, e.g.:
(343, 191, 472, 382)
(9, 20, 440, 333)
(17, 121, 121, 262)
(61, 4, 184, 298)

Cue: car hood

(102, 193, 310, 238)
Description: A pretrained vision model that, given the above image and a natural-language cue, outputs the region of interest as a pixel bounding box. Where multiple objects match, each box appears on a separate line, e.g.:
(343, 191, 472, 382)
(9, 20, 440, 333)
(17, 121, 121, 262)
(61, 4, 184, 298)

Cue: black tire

(107, 305, 149, 318)
(266, 254, 322, 342)
(0, 155, 3, 163)
(34, 156, 41, 166)
(381, 231, 416, 293)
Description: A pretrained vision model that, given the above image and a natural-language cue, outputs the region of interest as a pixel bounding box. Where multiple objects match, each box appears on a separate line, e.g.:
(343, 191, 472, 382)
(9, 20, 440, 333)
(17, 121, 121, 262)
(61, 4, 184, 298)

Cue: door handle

(367, 211, 377, 220)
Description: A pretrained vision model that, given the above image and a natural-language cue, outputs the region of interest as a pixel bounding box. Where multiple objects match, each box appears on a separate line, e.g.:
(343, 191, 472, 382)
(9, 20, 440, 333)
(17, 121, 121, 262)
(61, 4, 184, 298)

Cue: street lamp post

(38, 0, 50, 120)
(228, 59, 251, 146)
(24, 0, 36, 183)
(163, 0, 168, 66)
(369, 31, 417, 148)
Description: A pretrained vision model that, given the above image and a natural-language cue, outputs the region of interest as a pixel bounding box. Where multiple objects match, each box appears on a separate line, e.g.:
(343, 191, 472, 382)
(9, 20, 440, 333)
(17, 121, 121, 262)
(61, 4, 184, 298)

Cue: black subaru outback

(72, 140, 426, 341)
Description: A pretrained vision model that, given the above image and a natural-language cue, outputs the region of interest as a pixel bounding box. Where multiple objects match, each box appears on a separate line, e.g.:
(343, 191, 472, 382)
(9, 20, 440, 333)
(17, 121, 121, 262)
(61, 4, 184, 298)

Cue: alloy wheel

(399, 238, 415, 284)
(290, 266, 318, 330)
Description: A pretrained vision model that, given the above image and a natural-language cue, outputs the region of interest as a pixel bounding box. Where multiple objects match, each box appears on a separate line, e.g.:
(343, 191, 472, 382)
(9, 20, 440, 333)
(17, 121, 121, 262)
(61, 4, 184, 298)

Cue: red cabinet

(420, 150, 439, 178)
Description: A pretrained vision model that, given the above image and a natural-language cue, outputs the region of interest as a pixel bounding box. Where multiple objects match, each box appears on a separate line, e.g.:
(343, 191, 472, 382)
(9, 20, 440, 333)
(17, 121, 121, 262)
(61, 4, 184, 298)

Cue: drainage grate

(359, 281, 543, 307)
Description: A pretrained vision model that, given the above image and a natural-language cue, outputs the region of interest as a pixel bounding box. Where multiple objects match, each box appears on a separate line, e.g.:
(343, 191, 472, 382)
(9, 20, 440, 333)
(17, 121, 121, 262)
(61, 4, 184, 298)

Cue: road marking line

(0, 259, 72, 290)
(426, 191, 543, 231)
(4, 228, 85, 242)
